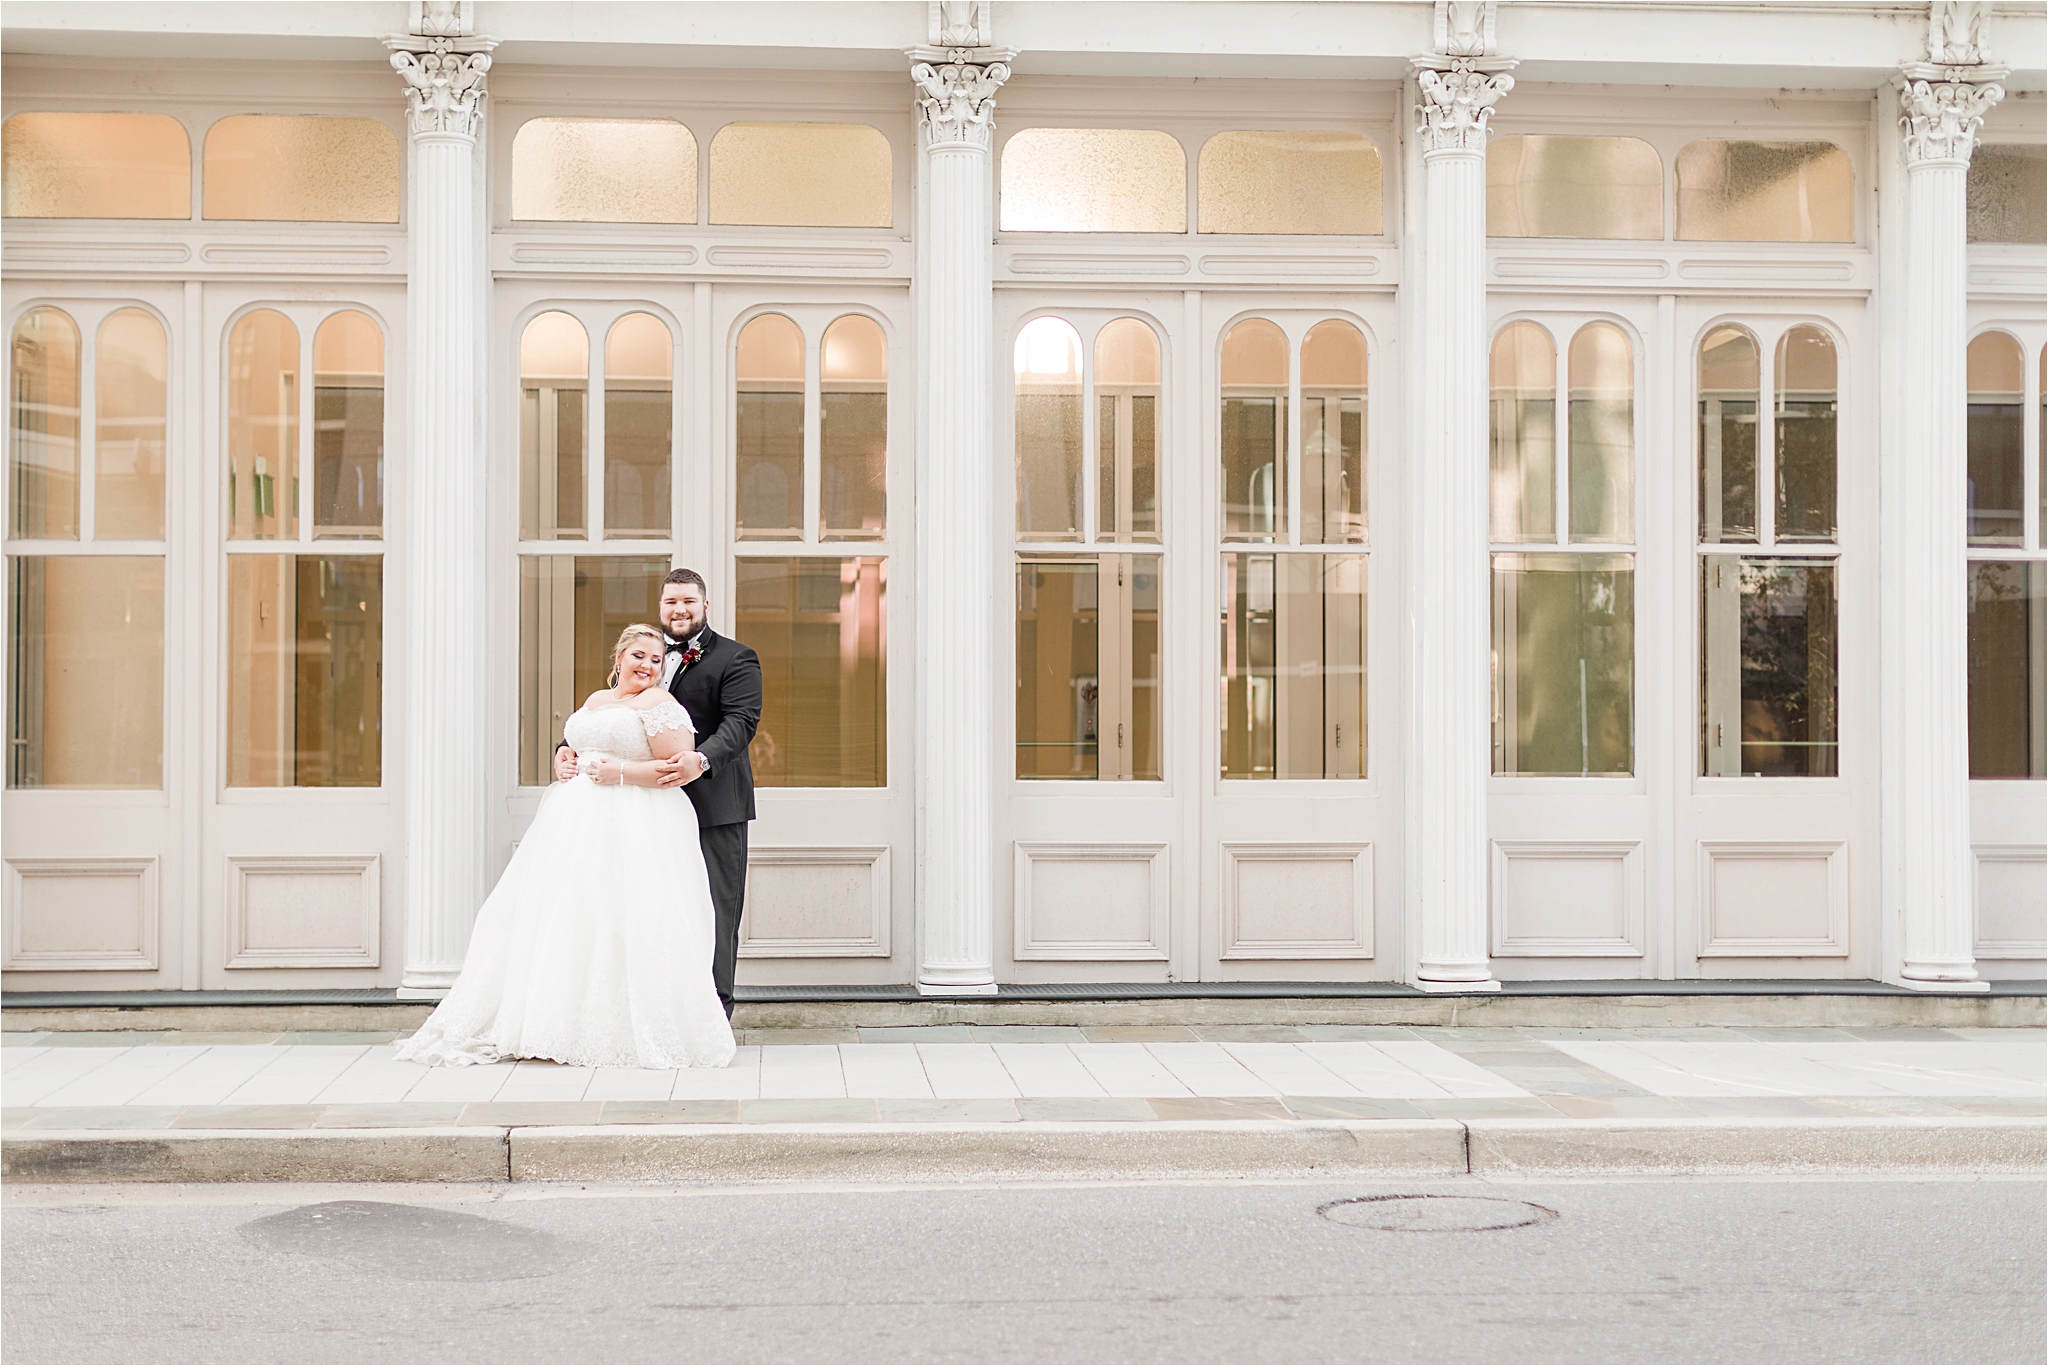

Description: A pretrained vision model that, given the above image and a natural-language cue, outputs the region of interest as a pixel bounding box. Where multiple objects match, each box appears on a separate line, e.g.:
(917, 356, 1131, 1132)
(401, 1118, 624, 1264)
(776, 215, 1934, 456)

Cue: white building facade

(3, 0, 2042, 1001)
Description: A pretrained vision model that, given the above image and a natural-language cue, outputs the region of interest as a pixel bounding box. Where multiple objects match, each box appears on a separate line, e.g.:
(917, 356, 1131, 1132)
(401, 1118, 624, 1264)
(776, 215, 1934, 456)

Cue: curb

(4, 1117, 2040, 1184)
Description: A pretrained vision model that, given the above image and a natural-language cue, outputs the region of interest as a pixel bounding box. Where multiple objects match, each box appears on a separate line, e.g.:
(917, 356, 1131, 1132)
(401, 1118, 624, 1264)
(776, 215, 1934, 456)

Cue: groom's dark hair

(664, 567, 707, 593)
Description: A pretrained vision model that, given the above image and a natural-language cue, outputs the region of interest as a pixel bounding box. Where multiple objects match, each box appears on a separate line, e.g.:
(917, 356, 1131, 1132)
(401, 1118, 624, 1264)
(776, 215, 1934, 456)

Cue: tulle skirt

(395, 777, 736, 1069)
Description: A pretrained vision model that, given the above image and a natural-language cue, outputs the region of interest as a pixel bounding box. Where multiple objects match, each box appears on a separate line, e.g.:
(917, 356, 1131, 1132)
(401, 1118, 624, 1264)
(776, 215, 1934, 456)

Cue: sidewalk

(5, 1024, 2041, 1184)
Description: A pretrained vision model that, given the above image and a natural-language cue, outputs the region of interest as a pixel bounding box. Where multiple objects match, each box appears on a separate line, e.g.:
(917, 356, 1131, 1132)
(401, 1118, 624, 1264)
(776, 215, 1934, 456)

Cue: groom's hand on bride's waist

(554, 745, 579, 783)
(651, 752, 706, 788)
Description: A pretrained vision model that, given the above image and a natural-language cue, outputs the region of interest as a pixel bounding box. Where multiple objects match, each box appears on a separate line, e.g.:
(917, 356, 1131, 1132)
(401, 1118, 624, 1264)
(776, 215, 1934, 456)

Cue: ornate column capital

(906, 47, 1016, 151)
(1412, 55, 1517, 156)
(385, 32, 498, 141)
(1895, 63, 2006, 167)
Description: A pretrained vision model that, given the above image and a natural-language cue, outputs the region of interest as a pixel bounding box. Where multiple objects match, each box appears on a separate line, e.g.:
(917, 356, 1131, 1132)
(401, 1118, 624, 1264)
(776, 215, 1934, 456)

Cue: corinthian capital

(386, 34, 497, 140)
(1413, 56, 1516, 155)
(1895, 66, 2005, 167)
(907, 49, 1015, 151)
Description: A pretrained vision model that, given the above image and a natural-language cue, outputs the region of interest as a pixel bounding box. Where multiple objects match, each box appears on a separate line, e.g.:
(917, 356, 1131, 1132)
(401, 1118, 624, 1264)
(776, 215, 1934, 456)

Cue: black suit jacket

(669, 627, 760, 827)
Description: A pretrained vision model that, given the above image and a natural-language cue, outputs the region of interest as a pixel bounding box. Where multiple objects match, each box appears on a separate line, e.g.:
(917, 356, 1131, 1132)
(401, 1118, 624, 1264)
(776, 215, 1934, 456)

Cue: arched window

(2, 113, 189, 219)
(1487, 136, 1661, 240)
(820, 314, 887, 540)
(95, 309, 167, 540)
(1198, 131, 1381, 235)
(1964, 330, 2042, 780)
(708, 123, 891, 228)
(1014, 316, 1084, 540)
(603, 312, 672, 538)
(1699, 322, 1838, 778)
(227, 310, 299, 541)
(1001, 129, 1186, 233)
(1301, 319, 1367, 545)
(10, 306, 81, 538)
(513, 118, 696, 224)
(734, 313, 804, 540)
(1968, 332, 2025, 547)
(1220, 318, 1287, 541)
(203, 116, 398, 222)
(519, 311, 589, 541)
(1676, 141, 1853, 242)
(1490, 321, 1555, 543)
(312, 311, 383, 538)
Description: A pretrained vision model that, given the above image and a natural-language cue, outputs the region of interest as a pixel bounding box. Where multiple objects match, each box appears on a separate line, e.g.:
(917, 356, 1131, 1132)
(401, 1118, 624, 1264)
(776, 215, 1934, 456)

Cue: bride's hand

(587, 756, 628, 786)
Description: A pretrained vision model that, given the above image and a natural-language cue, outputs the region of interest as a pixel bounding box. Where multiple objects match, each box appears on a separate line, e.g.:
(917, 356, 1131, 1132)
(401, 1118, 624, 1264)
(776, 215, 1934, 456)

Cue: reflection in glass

(1221, 319, 1288, 542)
(1490, 322, 1554, 543)
(1197, 131, 1381, 235)
(227, 554, 382, 787)
(1967, 332, 2024, 547)
(227, 310, 299, 541)
(1775, 326, 1837, 543)
(1698, 326, 1759, 543)
(1001, 129, 1186, 233)
(821, 315, 887, 540)
(1676, 141, 1854, 242)
(7, 555, 163, 788)
(604, 313, 672, 538)
(1492, 554, 1633, 776)
(708, 122, 891, 228)
(2, 112, 190, 219)
(1302, 320, 1366, 545)
(1095, 318, 1160, 543)
(516, 555, 669, 785)
(1569, 324, 1632, 543)
(519, 312, 587, 541)
(736, 557, 886, 787)
(1017, 555, 1160, 781)
(10, 307, 80, 539)
(1221, 553, 1365, 780)
(1701, 556, 1838, 777)
(312, 311, 382, 539)
(1487, 136, 1662, 240)
(1015, 316, 1083, 540)
(1966, 144, 2047, 245)
(512, 118, 697, 224)
(95, 309, 167, 540)
(203, 115, 399, 223)
(1968, 560, 2046, 779)
(736, 314, 804, 540)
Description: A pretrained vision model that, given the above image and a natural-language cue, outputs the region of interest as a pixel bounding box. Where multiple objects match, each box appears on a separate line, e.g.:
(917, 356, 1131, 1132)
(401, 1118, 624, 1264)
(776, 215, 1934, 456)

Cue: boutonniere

(673, 639, 705, 676)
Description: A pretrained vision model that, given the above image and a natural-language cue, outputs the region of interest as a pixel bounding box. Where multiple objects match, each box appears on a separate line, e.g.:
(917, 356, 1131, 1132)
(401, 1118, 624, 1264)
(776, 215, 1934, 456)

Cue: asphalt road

(4, 1175, 2040, 1364)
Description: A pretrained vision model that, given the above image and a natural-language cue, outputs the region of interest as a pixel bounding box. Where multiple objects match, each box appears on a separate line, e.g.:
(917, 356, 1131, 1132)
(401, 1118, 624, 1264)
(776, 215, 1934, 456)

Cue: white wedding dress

(395, 697, 736, 1070)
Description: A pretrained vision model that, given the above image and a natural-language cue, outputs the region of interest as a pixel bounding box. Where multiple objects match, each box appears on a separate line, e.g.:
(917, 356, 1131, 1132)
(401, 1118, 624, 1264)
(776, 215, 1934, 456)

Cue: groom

(556, 568, 761, 1018)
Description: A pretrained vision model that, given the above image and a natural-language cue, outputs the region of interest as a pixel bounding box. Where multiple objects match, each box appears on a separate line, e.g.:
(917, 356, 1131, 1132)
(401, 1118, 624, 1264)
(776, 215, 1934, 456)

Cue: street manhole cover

(242, 1200, 584, 1282)
(1320, 1195, 1558, 1232)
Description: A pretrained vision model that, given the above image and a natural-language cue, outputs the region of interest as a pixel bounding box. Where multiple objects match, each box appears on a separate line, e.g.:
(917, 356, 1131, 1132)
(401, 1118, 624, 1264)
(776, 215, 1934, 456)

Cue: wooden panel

(1975, 845, 2047, 960)
(1013, 842, 1169, 961)
(739, 846, 890, 958)
(1491, 841, 1644, 957)
(1220, 843, 1372, 959)
(3, 857, 158, 971)
(1698, 841, 1848, 957)
(226, 855, 379, 969)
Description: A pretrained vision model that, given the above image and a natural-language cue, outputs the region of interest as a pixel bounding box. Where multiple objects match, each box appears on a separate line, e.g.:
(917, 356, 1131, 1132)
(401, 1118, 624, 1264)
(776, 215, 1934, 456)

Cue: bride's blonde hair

(608, 623, 667, 688)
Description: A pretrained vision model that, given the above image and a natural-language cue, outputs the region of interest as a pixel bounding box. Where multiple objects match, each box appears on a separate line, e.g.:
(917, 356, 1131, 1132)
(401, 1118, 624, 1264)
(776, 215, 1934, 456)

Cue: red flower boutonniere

(672, 640, 705, 677)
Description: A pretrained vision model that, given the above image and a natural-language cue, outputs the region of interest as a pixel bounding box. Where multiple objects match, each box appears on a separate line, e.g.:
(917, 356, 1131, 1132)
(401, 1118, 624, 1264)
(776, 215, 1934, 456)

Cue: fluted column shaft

(390, 35, 493, 996)
(1890, 64, 2003, 987)
(909, 49, 1011, 994)
(1407, 57, 1511, 990)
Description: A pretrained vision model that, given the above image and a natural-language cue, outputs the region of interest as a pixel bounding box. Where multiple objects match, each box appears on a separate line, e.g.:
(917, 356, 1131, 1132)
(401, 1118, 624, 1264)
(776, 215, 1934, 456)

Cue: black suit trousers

(700, 821, 749, 1018)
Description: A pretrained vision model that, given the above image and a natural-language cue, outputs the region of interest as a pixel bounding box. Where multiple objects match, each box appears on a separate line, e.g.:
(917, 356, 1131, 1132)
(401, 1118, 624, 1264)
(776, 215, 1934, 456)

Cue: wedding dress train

(395, 698, 736, 1070)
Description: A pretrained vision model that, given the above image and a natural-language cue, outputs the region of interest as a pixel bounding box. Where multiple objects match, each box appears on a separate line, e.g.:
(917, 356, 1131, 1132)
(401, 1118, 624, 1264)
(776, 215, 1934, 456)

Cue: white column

(387, 31, 495, 997)
(1888, 57, 2004, 990)
(906, 44, 1013, 995)
(1406, 53, 1513, 991)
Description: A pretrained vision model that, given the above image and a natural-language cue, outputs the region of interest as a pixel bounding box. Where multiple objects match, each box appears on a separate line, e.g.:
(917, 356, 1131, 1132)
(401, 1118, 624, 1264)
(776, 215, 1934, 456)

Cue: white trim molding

(3, 857, 160, 972)
(1220, 843, 1374, 960)
(1489, 841, 1645, 959)
(1013, 842, 1171, 962)
(225, 855, 381, 970)
(739, 845, 892, 959)
(1697, 841, 1849, 958)
(1972, 844, 2048, 960)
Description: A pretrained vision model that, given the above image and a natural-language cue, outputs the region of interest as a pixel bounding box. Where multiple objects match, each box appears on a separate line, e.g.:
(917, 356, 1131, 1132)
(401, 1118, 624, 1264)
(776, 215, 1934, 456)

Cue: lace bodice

(562, 698, 694, 765)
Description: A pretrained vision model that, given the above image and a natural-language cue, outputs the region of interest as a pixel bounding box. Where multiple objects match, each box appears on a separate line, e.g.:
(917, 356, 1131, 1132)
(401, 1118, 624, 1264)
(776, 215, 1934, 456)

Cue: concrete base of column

(1412, 978, 1503, 994)
(917, 977, 1000, 997)
(1894, 976, 1991, 993)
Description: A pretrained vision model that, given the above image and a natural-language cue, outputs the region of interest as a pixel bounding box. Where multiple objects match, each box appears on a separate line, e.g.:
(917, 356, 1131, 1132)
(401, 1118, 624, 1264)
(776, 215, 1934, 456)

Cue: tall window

(1219, 317, 1366, 780)
(1966, 332, 2045, 779)
(1490, 320, 1635, 776)
(225, 307, 385, 787)
(1015, 315, 1163, 780)
(1698, 323, 1840, 777)
(8, 304, 166, 788)
(516, 308, 676, 784)
(732, 311, 889, 787)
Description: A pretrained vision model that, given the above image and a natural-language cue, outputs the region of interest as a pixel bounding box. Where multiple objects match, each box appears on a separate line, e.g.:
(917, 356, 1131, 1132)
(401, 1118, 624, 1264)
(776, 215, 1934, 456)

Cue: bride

(396, 625, 736, 1070)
